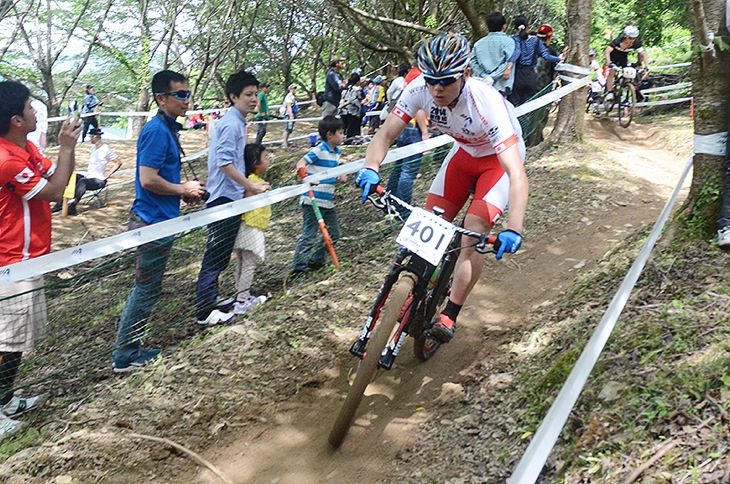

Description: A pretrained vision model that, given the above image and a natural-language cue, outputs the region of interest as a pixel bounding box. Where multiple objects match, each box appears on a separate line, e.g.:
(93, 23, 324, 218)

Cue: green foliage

(682, 175, 721, 240)
(591, 0, 690, 58)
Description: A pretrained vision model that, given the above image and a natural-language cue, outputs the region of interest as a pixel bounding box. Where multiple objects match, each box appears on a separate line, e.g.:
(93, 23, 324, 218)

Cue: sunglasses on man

(154, 90, 192, 100)
(423, 73, 463, 87)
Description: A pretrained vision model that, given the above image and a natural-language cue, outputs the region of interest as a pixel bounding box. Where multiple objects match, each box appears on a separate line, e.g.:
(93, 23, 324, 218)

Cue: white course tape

(47, 99, 317, 124)
(694, 132, 727, 157)
(635, 97, 692, 108)
(640, 82, 692, 94)
(555, 63, 590, 76)
(650, 62, 692, 70)
(515, 75, 591, 117)
(0, 134, 454, 284)
(508, 155, 694, 484)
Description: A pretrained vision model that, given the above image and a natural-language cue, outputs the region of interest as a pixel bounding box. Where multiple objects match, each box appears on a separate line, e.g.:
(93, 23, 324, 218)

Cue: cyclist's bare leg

(449, 213, 492, 305)
(606, 68, 615, 92)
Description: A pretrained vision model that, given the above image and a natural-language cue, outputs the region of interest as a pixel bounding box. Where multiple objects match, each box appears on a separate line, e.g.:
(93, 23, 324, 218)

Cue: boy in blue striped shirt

(291, 116, 346, 275)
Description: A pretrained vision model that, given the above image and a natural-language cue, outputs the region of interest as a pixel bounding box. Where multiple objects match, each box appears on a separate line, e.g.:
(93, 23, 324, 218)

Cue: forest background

(0, 0, 690, 139)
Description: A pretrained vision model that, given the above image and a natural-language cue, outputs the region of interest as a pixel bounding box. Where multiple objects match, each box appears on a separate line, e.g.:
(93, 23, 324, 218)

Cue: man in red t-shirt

(0, 81, 81, 438)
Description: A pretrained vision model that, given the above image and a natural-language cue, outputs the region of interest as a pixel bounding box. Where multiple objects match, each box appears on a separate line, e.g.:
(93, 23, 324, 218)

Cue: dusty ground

(0, 112, 697, 483)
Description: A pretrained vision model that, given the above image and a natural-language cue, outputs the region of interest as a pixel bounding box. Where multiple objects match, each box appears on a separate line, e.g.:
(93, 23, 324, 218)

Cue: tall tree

(682, 0, 730, 229)
(545, 0, 592, 144)
(0, 0, 110, 141)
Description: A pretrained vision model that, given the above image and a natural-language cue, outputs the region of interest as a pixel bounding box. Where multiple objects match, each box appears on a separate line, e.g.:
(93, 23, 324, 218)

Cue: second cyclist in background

(604, 25, 650, 93)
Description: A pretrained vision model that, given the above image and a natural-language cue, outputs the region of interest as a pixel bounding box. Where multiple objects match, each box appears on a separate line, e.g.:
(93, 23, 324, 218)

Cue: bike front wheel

(617, 82, 636, 128)
(328, 273, 417, 448)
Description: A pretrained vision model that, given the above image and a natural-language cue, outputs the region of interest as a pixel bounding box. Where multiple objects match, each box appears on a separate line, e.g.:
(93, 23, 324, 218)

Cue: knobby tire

(328, 274, 417, 448)
(617, 82, 636, 128)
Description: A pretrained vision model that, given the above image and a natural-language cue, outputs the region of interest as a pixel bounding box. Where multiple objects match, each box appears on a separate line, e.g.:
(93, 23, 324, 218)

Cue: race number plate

(396, 208, 456, 266)
(623, 67, 637, 79)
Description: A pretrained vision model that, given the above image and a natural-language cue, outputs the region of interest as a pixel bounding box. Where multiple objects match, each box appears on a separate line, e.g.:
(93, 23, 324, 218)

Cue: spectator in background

(339, 73, 364, 140)
(508, 16, 563, 106)
(291, 116, 347, 276)
(255, 82, 270, 144)
(470, 11, 516, 97)
(367, 75, 385, 135)
(281, 84, 298, 149)
(195, 70, 270, 327)
(322, 56, 346, 117)
(51, 127, 123, 215)
(27, 99, 48, 153)
(81, 84, 104, 142)
(188, 106, 206, 129)
(386, 65, 409, 110)
(113, 70, 206, 373)
(0, 81, 81, 437)
(386, 66, 429, 205)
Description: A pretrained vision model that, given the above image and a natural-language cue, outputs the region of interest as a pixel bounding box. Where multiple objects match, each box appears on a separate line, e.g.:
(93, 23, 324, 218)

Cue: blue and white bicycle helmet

(624, 25, 640, 38)
(418, 33, 471, 79)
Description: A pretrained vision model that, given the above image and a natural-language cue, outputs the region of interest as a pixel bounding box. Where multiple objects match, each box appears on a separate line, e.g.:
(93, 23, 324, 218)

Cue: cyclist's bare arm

(638, 50, 650, 68)
(363, 114, 408, 172)
(497, 143, 528, 234)
(604, 45, 614, 66)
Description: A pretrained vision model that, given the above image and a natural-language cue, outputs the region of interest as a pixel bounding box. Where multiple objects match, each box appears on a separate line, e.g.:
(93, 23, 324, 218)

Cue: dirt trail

(194, 117, 692, 484)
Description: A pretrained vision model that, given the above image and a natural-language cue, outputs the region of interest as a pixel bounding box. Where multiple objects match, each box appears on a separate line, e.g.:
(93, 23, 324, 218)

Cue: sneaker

(0, 414, 26, 440)
(1, 394, 47, 417)
(429, 313, 456, 343)
(113, 348, 161, 374)
(717, 227, 730, 248)
(233, 295, 267, 314)
(197, 309, 235, 327)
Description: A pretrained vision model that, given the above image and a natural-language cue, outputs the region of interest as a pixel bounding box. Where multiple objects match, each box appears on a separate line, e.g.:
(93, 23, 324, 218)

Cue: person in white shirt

(51, 127, 121, 214)
(84, 128, 121, 189)
(26, 99, 48, 153)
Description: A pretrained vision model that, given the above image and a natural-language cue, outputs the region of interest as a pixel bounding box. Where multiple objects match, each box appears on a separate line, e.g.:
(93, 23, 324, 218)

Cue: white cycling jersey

(391, 75, 524, 158)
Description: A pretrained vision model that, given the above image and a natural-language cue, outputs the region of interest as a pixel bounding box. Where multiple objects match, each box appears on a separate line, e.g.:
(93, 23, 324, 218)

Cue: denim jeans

(255, 116, 267, 144)
(291, 204, 341, 272)
(718, 111, 730, 230)
(195, 197, 241, 320)
(386, 127, 423, 204)
(113, 215, 173, 364)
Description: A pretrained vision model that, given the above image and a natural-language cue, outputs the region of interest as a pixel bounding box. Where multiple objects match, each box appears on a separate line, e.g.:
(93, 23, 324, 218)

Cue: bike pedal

(378, 349, 396, 370)
(349, 338, 367, 359)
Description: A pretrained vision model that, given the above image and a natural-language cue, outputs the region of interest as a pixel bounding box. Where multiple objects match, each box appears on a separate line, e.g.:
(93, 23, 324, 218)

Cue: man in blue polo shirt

(113, 70, 206, 373)
(194, 69, 270, 326)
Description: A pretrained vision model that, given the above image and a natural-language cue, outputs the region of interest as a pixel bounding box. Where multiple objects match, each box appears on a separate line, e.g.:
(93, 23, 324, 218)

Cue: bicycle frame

(349, 189, 491, 371)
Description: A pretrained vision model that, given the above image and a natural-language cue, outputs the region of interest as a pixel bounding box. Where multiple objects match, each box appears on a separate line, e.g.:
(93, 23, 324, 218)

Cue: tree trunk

(680, 0, 730, 234)
(545, 0, 592, 146)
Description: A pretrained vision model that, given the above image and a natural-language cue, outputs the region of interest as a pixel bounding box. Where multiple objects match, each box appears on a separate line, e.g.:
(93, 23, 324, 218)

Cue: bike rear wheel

(328, 274, 417, 448)
(617, 82, 636, 128)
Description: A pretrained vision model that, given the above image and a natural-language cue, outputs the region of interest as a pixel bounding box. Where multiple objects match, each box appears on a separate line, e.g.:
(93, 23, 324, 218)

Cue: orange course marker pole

(297, 166, 340, 269)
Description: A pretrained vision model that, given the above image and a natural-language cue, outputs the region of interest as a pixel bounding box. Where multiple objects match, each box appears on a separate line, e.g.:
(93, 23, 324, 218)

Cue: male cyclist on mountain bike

(355, 32, 528, 344)
(604, 25, 650, 92)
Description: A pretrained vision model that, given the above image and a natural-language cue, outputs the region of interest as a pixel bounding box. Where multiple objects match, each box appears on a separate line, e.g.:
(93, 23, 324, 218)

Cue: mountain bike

(603, 65, 644, 128)
(328, 187, 496, 448)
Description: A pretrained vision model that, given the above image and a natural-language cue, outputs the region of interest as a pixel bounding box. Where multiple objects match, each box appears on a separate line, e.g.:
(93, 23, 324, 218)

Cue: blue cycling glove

(495, 229, 522, 260)
(354, 167, 380, 202)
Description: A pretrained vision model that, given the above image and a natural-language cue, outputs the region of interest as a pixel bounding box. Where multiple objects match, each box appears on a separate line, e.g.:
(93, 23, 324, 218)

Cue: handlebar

(368, 186, 497, 254)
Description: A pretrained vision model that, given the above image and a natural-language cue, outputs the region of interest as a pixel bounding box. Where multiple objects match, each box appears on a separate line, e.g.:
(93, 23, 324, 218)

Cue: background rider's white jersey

(391, 75, 524, 158)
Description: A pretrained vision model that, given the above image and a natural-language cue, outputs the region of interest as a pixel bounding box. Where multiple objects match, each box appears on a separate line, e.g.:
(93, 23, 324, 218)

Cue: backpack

(316, 91, 325, 107)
